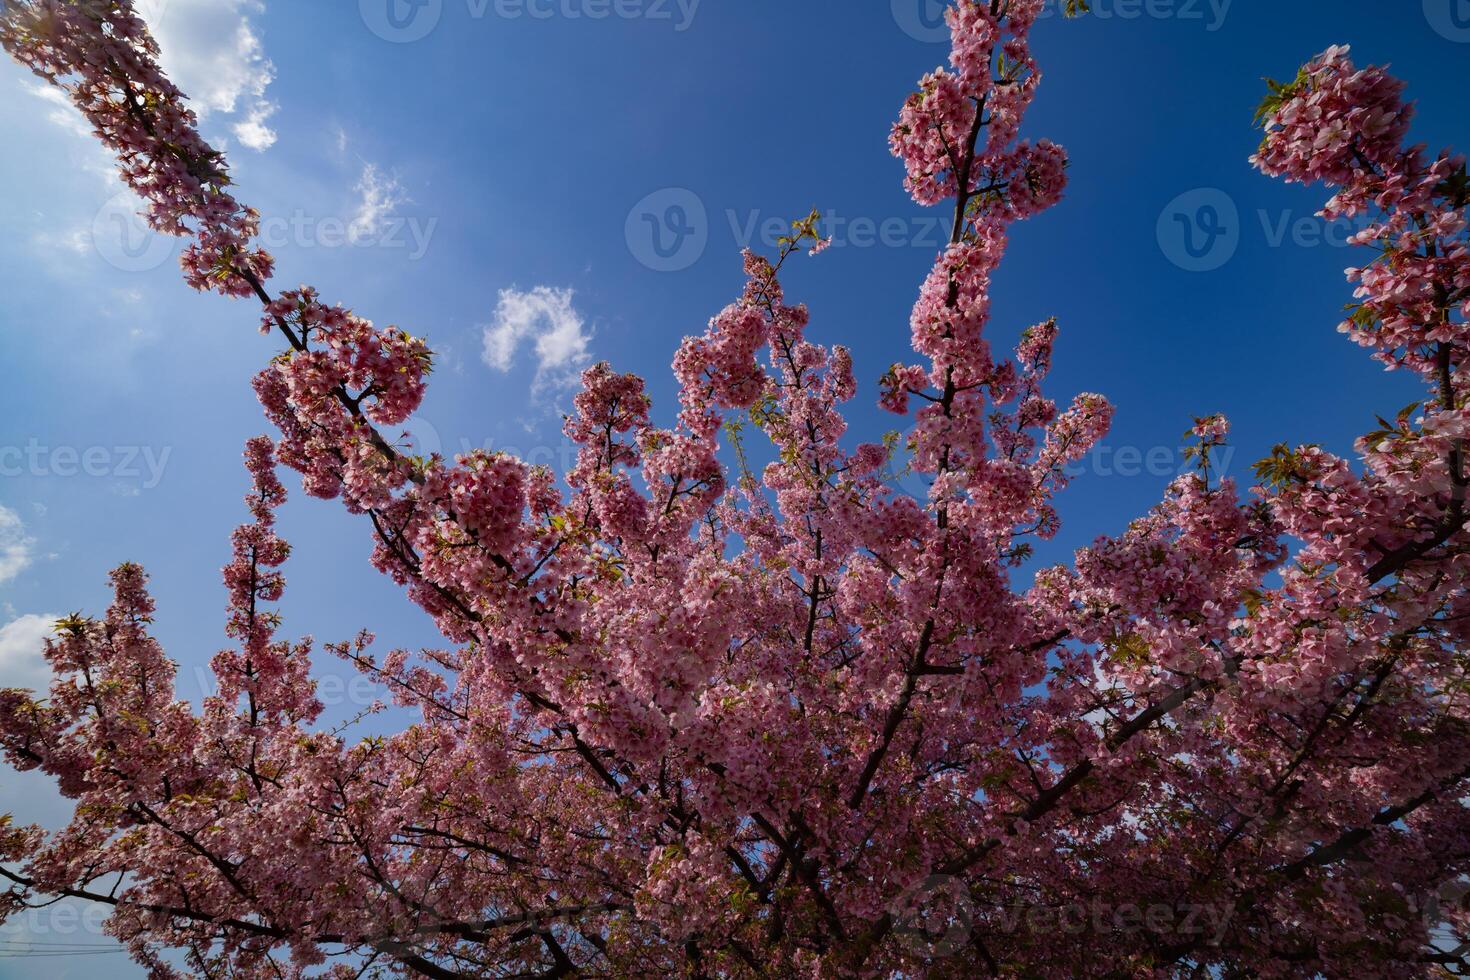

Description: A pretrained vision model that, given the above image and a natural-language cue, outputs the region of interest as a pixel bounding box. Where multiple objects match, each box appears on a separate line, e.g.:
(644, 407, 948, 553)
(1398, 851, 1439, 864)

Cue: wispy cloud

(32, 228, 92, 255)
(0, 506, 35, 586)
(26, 2, 279, 152)
(348, 164, 408, 242)
(24, 83, 92, 139)
(233, 101, 279, 152)
(481, 287, 593, 397)
(0, 615, 60, 692)
(136, 0, 279, 151)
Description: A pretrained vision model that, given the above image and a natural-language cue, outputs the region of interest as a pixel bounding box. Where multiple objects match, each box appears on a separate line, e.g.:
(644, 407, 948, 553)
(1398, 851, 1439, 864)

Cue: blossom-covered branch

(1, 2, 1467, 976)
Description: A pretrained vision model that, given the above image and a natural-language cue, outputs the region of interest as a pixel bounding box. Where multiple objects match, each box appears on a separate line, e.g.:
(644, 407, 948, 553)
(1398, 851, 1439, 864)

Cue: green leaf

(1253, 65, 1312, 127)
(1253, 443, 1321, 490)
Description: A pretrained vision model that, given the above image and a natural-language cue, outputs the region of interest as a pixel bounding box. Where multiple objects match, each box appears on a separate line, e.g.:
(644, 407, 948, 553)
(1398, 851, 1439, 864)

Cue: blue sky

(0, 0, 1467, 972)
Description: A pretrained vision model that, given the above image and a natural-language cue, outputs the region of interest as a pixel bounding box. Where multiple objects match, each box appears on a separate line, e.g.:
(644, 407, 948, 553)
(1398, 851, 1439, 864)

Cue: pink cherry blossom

(1, 4, 1467, 977)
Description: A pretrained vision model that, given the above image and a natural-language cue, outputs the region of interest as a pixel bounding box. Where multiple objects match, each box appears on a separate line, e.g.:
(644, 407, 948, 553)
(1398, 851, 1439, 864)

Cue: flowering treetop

(0, 1, 1467, 977)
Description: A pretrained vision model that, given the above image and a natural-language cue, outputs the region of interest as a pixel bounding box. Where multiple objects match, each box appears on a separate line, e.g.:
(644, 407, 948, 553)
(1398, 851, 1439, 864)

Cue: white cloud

(25, 2, 280, 152)
(233, 101, 279, 152)
(32, 228, 92, 255)
(22, 85, 125, 189)
(0, 615, 60, 693)
(24, 83, 92, 139)
(481, 287, 593, 396)
(0, 506, 35, 585)
(348, 164, 408, 242)
(136, 0, 278, 151)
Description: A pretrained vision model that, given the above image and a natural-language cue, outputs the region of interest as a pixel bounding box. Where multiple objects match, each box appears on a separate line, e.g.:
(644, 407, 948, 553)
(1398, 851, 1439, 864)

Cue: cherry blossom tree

(1, 1, 1468, 976)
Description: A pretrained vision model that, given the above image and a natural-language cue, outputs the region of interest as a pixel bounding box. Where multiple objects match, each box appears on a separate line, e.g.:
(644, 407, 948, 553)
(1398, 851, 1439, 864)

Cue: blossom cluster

(1, 2, 1467, 977)
(0, 0, 272, 295)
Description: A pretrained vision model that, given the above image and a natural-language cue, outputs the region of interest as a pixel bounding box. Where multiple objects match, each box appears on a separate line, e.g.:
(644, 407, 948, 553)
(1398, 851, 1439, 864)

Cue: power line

(0, 951, 125, 957)
(0, 944, 125, 957)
